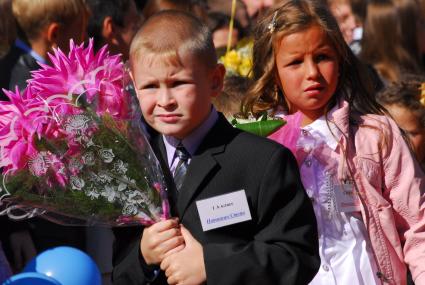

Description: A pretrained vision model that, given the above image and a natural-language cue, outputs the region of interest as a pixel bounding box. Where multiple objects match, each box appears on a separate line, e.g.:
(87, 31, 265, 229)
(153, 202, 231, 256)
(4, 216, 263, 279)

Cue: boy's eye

(171, 81, 189, 87)
(141, 83, 158, 90)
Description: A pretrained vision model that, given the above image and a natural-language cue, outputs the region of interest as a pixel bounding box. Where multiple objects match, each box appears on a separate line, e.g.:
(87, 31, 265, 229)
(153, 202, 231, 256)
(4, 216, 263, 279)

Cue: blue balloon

(2, 272, 61, 285)
(23, 246, 101, 285)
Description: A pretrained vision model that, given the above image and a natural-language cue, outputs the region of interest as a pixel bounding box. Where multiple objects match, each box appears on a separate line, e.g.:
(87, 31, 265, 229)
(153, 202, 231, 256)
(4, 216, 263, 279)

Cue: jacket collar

(176, 113, 236, 216)
(329, 100, 350, 137)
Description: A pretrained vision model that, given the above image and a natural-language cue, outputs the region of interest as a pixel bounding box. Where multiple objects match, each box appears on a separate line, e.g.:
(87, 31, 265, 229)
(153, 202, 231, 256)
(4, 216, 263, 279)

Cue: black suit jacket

(112, 114, 320, 285)
(0, 44, 40, 99)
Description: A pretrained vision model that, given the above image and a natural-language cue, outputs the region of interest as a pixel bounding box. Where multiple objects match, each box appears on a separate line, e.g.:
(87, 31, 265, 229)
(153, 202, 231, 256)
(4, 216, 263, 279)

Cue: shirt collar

(302, 105, 341, 150)
(14, 39, 47, 64)
(163, 107, 218, 167)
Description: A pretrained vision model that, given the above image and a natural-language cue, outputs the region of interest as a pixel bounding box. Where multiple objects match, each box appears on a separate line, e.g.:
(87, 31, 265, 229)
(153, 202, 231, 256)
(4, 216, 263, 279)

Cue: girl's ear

(210, 63, 226, 97)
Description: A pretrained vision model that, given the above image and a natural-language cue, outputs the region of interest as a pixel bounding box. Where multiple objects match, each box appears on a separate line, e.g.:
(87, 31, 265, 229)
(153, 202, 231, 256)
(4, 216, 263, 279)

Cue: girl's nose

(305, 60, 320, 79)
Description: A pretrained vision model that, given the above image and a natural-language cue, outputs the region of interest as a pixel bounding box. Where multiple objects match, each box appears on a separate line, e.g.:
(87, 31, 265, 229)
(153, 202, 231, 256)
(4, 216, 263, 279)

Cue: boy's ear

(46, 22, 60, 48)
(210, 63, 226, 97)
(101, 16, 115, 42)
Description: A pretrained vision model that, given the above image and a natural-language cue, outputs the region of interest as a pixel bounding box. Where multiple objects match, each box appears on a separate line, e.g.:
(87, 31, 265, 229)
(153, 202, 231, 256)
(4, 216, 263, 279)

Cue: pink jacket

(269, 101, 425, 285)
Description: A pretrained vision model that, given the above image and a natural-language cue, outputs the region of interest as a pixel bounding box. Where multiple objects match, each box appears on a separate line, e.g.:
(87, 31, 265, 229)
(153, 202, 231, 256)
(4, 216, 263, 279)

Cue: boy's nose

(157, 88, 176, 107)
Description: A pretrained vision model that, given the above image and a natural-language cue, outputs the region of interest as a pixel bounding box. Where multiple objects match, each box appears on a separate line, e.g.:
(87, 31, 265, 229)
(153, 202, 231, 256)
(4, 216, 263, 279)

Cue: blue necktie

(173, 144, 190, 191)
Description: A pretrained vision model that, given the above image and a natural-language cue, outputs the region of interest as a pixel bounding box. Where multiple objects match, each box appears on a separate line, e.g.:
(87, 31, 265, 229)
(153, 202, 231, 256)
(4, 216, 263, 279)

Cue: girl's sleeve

(384, 119, 425, 284)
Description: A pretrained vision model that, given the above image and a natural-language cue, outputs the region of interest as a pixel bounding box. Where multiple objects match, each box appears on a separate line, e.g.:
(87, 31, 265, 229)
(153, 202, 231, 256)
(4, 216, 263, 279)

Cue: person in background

(244, 0, 425, 283)
(113, 10, 320, 285)
(0, 0, 16, 59)
(0, 0, 88, 96)
(142, 0, 208, 22)
(86, 0, 143, 62)
(241, 0, 275, 23)
(327, 0, 362, 54)
(360, 0, 424, 85)
(0, 0, 89, 274)
(212, 76, 250, 119)
(377, 75, 425, 169)
(207, 0, 252, 37)
(206, 12, 243, 56)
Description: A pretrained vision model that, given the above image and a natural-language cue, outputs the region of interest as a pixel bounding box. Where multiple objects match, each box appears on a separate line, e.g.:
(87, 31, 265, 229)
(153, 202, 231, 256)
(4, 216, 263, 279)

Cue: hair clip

(420, 82, 425, 106)
(268, 11, 278, 33)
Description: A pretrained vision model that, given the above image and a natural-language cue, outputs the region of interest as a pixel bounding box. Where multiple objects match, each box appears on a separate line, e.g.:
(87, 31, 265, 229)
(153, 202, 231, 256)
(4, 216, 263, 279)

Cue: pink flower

(0, 88, 48, 172)
(29, 39, 130, 119)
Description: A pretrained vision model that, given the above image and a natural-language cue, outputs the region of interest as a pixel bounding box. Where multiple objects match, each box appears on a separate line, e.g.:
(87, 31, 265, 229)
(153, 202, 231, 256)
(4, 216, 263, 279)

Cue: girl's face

(275, 25, 340, 125)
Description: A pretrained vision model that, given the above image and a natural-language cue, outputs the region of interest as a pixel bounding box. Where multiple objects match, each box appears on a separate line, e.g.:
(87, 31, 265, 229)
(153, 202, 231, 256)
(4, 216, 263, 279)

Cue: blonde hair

(244, 0, 384, 118)
(12, 0, 87, 40)
(129, 10, 216, 70)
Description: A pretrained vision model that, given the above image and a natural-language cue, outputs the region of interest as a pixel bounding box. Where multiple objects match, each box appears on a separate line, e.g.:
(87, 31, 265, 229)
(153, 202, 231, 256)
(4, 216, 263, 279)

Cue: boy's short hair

(129, 10, 217, 70)
(86, 0, 134, 50)
(12, 0, 87, 40)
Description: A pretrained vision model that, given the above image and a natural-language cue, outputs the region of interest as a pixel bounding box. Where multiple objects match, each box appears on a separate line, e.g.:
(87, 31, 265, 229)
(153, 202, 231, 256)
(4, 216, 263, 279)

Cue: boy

(86, 0, 143, 62)
(0, 0, 88, 97)
(113, 10, 319, 285)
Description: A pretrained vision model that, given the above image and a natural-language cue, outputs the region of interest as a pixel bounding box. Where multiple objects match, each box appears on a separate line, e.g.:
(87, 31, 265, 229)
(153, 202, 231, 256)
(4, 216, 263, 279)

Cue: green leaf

(235, 119, 286, 137)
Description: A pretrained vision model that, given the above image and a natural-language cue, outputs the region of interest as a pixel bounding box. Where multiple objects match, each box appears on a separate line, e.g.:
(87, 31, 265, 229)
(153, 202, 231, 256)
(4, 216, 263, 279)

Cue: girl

(243, 1, 425, 284)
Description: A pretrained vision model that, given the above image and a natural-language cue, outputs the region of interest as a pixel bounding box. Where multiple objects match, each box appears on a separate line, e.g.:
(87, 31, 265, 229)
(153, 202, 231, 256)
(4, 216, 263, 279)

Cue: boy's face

(131, 54, 224, 139)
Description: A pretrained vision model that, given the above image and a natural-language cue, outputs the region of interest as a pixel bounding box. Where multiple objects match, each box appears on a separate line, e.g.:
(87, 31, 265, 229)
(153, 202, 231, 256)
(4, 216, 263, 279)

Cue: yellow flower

(219, 38, 253, 77)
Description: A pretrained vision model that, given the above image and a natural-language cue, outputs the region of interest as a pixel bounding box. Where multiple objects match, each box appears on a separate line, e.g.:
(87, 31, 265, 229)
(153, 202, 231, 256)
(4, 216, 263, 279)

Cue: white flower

(28, 151, 50, 176)
(113, 160, 128, 174)
(64, 114, 91, 133)
(123, 203, 138, 215)
(70, 176, 85, 190)
(98, 172, 113, 183)
(86, 190, 100, 200)
(101, 185, 118, 202)
(117, 182, 127, 192)
(68, 158, 83, 171)
(127, 190, 147, 204)
(98, 148, 115, 163)
(82, 152, 96, 166)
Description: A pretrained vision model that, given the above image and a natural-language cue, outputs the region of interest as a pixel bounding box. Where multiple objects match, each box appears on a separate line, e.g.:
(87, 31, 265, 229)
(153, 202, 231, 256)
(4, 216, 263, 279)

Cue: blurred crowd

(0, 0, 424, 284)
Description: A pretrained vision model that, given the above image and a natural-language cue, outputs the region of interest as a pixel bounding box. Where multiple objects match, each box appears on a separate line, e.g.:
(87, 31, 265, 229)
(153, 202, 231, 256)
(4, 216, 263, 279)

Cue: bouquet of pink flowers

(0, 40, 169, 226)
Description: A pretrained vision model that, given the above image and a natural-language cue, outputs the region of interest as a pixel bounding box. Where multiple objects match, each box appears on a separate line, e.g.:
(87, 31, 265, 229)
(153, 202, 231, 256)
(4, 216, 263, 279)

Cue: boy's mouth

(156, 114, 182, 123)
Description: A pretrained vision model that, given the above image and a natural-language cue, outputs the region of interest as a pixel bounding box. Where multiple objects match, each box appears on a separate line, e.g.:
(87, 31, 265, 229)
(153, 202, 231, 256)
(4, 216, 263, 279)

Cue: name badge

(196, 190, 252, 231)
(334, 182, 361, 212)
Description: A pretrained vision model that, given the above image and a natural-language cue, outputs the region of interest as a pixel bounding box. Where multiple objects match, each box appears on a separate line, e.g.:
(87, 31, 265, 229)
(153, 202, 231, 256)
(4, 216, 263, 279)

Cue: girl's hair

(243, 0, 385, 119)
(377, 74, 425, 129)
(360, 0, 423, 83)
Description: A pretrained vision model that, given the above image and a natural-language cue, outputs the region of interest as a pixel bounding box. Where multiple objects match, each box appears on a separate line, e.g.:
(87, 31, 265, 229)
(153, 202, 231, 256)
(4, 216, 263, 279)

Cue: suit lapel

(150, 132, 179, 216)
(177, 114, 236, 217)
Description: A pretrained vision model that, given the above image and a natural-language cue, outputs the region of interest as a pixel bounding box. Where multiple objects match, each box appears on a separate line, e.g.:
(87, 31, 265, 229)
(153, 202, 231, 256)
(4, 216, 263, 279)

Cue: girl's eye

(316, 54, 329, 61)
(288, 59, 302, 66)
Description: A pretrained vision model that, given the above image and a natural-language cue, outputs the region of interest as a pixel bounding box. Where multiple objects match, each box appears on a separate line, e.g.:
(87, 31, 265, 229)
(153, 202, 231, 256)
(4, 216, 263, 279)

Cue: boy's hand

(161, 225, 206, 285)
(140, 218, 185, 265)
